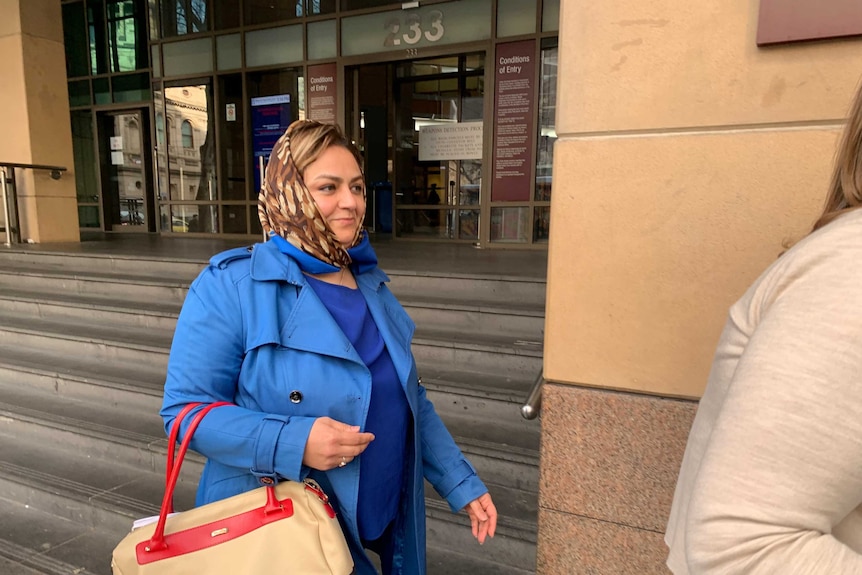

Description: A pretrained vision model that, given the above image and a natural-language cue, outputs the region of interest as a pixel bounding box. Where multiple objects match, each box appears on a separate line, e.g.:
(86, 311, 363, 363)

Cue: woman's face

(303, 145, 366, 246)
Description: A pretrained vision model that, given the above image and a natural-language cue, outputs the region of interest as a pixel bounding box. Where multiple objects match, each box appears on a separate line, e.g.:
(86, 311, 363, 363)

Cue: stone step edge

(0, 528, 86, 575)
(0, 349, 531, 408)
(0, 264, 191, 289)
(0, 251, 547, 284)
(0, 316, 544, 359)
(0, 274, 544, 318)
(0, 454, 534, 541)
(0, 396, 538, 470)
(0, 290, 179, 319)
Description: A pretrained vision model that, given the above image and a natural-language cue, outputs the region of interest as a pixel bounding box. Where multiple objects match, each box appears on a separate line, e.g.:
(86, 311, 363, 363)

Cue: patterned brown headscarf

(257, 121, 364, 268)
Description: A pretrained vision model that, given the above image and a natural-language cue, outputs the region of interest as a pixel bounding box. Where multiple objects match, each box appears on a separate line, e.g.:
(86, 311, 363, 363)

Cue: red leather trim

(305, 483, 337, 519)
(135, 498, 294, 565)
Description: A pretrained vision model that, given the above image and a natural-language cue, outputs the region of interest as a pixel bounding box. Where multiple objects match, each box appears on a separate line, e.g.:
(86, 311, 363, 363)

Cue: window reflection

(107, 0, 147, 72)
(535, 40, 557, 202)
(161, 0, 209, 37)
(155, 84, 218, 232)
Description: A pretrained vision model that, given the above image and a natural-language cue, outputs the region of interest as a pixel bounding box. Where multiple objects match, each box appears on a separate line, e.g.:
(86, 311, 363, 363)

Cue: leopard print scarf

(257, 129, 362, 268)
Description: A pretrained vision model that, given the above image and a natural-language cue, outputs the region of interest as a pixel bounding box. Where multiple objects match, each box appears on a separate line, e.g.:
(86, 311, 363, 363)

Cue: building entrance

(347, 52, 486, 243)
(96, 110, 154, 232)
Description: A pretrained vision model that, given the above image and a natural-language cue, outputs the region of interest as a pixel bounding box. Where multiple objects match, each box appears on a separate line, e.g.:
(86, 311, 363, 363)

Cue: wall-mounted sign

(492, 39, 536, 202)
(252, 94, 291, 192)
(341, 0, 491, 57)
(226, 103, 236, 122)
(110, 136, 123, 150)
(418, 122, 483, 161)
(307, 63, 337, 124)
(757, 0, 862, 45)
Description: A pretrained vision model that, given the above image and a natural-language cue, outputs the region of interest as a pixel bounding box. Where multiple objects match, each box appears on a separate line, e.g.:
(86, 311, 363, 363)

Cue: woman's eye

(351, 185, 364, 194)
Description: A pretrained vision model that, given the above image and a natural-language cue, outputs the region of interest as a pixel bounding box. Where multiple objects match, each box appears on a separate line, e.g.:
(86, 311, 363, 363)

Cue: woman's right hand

(303, 417, 375, 470)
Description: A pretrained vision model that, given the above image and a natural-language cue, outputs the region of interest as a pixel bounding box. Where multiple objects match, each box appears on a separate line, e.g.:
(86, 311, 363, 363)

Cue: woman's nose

(337, 186, 358, 209)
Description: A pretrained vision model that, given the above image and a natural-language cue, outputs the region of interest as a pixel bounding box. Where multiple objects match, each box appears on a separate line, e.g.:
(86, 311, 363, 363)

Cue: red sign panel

(492, 40, 536, 202)
(307, 63, 338, 124)
(757, 0, 862, 45)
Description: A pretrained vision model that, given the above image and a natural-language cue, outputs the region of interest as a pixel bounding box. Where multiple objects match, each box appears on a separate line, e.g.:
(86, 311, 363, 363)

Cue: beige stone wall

(546, 0, 862, 399)
(539, 1, 862, 573)
(0, 0, 78, 243)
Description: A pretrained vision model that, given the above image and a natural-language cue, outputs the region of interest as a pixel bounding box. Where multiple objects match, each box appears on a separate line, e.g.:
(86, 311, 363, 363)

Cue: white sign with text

(418, 122, 483, 161)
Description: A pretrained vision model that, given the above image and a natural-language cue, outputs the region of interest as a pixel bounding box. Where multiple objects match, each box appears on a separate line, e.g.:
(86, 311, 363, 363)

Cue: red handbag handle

(147, 401, 233, 551)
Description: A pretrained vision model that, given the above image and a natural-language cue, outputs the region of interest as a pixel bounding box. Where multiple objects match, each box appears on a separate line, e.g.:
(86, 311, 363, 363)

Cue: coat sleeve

(684, 247, 862, 573)
(160, 265, 316, 485)
(415, 375, 489, 513)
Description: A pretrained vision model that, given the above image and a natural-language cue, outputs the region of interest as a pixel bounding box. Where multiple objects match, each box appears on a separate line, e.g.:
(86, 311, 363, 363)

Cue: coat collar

(249, 239, 389, 289)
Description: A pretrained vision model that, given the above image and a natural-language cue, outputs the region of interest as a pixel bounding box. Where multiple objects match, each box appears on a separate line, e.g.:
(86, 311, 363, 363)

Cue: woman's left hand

(464, 492, 497, 545)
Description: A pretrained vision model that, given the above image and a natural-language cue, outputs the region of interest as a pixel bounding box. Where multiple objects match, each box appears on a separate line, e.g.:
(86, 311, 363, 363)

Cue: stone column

(0, 0, 78, 243)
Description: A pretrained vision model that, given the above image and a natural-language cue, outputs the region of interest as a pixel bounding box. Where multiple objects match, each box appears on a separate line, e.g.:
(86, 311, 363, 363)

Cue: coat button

(289, 390, 303, 403)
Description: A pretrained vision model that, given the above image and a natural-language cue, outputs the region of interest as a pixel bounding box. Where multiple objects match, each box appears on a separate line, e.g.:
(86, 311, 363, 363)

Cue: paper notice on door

(111, 151, 124, 165)
(110, 136, 123, 150)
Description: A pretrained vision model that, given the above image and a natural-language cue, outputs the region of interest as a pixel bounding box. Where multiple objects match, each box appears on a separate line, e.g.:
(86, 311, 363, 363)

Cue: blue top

(305, 274, 409, 541)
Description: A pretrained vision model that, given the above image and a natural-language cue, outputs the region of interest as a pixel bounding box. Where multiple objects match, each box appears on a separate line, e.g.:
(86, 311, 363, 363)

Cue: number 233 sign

(384, 9, 445, 47)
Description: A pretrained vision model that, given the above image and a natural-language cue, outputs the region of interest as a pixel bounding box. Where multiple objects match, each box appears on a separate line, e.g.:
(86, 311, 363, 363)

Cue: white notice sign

(110, 136, 123, 150)
(111, 151, 124, 165)
(418, 122, 483, 161)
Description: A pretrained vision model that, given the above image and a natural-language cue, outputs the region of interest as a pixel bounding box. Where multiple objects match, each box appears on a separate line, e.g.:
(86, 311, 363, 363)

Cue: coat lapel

(357, 271, 416, 386)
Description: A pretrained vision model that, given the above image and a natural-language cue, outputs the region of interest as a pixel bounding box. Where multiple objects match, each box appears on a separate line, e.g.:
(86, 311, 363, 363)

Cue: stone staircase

(0, 245, 544, 575)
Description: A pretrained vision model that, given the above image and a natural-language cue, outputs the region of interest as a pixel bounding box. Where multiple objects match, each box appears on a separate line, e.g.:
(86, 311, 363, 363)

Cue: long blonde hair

(810, 81, 862, 233)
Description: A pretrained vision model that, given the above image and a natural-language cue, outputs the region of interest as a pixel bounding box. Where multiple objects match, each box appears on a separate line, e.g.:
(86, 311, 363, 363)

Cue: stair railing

(0, 162, 67, 246)
(520, 370, 544, 420)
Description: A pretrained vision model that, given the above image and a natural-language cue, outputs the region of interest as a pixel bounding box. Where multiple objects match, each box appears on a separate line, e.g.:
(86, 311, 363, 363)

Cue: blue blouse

(305, 275, 409, 541)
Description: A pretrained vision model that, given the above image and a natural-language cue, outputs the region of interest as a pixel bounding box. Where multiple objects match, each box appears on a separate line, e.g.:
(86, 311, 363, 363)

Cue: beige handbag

(111, 402, 353, 575)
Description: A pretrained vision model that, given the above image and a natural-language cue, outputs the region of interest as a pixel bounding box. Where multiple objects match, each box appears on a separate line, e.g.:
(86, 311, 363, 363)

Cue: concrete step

(0, 266, 544, 342)
(387, 271, 546, 309)
(0, 494, 529, 575)
(0, 266, 190, 307)
(0, 306, 542, 382)
(0, 248, 205, 279)
(0, 421, 534, 574)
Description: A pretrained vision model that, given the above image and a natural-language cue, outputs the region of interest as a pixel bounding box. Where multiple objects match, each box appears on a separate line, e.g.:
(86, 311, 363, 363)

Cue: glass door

(97, 110, 152, 231)
(346, 53, 485, 242)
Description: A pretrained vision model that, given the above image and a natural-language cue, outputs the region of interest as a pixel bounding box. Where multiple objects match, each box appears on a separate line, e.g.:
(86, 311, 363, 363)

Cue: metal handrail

(521, 371, 544, 420)
(1, 162, 68, 246)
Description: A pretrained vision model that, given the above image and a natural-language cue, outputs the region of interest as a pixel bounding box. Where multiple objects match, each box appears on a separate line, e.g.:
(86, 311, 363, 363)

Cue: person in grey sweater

(666, 80, 862, 573)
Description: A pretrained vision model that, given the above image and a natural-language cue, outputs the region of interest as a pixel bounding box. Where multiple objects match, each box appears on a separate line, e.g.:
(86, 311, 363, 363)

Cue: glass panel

(460, 160, 481, 205)
(246, 25, 303, 68)
(217, 34, 242, 70)
(164, 85, 216, 205)
(307, 20, 337, 60)
(63, 2, 90, 77)
(98, 112, 147, 230)
(88, 0, 108, 75)
(497, 0, 536, 37)
(162, 38, 213, 76)
(68, 80, 91, 107)
(306, 0, 336, 16)
(395, 208, 455, 239)
(464, 53, 484, 72)
(223, 204, 247, 233)
(161, 0, 209, 37)
(218, 74, 246, 200)
(78, 205, 101, 228)
(148, 0, 159, 39)
(533, 206, 549, 242)
(459, 209, 479, 240)
(151, 44, 161, 77)
(341, 0, 399, 12)
(214, 1, 240, 29)
(490, 206, 529, 242)
(248, 69, 303, 191)
(535, 40, 556, 201)
(542, 0, 560, 32)
(93, 77, 111, 104)
(71, 111, 98, 204)
(245, 0, 302, 27)
(463, 75, 484, 121)
(251, 209, 263, 236)
(173, 204, 219, 233)
(113, 73, 150, 103)
(107, 0, 148, 72)
(341, 0, 492, 57)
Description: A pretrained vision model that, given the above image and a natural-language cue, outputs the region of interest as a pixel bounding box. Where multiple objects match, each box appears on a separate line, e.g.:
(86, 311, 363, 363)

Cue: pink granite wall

(537, 384, 697, 574)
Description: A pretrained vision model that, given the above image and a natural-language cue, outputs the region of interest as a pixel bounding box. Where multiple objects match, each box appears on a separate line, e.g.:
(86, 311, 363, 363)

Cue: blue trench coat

(160, 239, 488, 575)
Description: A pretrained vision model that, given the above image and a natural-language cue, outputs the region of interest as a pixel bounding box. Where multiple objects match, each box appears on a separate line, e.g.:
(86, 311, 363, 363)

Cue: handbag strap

(165, 402, 203, 490)
(148, 401, 232, 551)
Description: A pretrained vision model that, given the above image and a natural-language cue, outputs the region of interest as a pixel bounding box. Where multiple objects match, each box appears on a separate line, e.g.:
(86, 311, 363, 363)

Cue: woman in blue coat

(160, 120, 497, 574)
